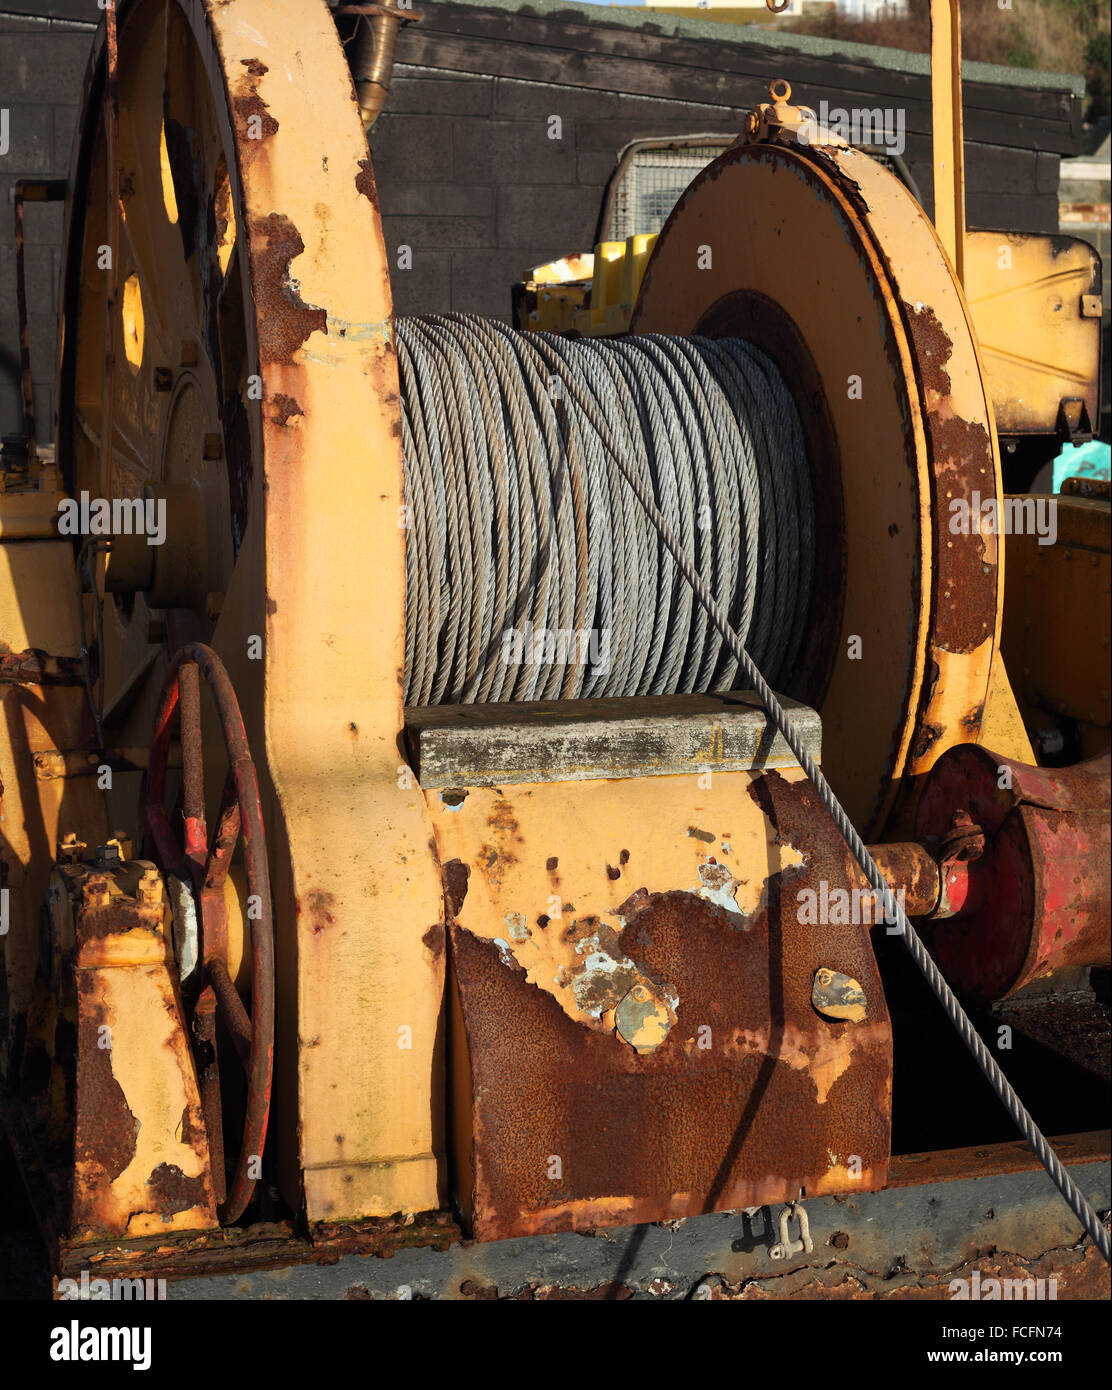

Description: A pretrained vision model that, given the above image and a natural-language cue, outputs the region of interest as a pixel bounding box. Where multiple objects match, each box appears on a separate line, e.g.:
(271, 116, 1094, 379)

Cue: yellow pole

(930, 0, 966, 286)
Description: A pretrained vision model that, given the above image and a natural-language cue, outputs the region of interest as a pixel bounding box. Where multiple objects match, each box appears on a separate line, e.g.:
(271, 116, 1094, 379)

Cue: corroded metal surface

(867, 839, 941, 918)
(917, 746, 1111, 1000)
(53, 0, 445, 1227)
(51, 858, 218, 1240)
(447, 769, 892, 1241)
(144, 643, 274, 1223)
(24, 1131, 1101, 1299)
(818, 143, 1002, 828)
(0, 647, 86, 688)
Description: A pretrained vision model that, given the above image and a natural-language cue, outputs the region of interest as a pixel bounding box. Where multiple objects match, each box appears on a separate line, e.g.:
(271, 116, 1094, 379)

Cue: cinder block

(495, 79, 620, 122)
(382, 214, 491, 250)
(449, 248, 559, 319)
(0, 372, 24, 440)
(32, 380, 52, 445)
(388, 74, 492, 118)
(0, 106, 55, 183)
(0, 241, 55, 316)
(575, 120, 681, 154)
(379, 182, 494, 219)
(0, 1, 95, 25)
(453, 118, 576, 186)
(497, 183, 596, 251)
(365, 115, 454, 185)
(1035, 151, 1061, 197)
(967, 192, 1060, 236)
(28, 310, 57, 382)
(389, 249, 451, 319)
(577, 150, 617, 188)
(616, 92, 750, 130)
(0, 35, 92, 101)
(53, 105, 79, 173)
(964, 143, 1038, 196)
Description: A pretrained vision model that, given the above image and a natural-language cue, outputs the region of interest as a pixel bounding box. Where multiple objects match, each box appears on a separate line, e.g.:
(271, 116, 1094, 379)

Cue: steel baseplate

(33, 1132, 1106, 1300)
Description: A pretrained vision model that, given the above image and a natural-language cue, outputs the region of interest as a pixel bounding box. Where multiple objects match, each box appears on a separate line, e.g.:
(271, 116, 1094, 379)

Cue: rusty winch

(0, 0, 1108, 1290)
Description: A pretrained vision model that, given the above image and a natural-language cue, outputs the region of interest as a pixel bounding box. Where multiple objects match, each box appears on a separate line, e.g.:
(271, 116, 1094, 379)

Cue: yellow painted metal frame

(930, 0, 966, 286)
(198, 0, 445, 1222)
(51, 0, 445, 1226)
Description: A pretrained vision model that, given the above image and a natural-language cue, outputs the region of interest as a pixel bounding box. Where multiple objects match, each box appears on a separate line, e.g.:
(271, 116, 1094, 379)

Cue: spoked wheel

(145, 642, 274, 1223)
(58, 0, 254, 747)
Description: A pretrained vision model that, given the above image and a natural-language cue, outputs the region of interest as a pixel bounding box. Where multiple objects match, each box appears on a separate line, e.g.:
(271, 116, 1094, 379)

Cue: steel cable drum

(395, 315, 814, 707)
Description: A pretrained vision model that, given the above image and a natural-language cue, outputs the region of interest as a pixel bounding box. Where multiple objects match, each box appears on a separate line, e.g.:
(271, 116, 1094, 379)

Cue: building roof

(444, 0, 1086, 96)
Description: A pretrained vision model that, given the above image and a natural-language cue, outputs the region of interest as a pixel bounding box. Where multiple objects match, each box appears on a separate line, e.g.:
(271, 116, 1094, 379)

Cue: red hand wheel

(145, 642, 274, 1224)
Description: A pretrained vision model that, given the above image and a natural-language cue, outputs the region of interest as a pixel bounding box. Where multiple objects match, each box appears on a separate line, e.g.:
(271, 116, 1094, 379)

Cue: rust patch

(903, 302, 952, 399)
(0, 647, 85, 687)
(250, 213, 327, 366)
(487, 800, 520, 834)
(147, 1163, 208, 1216)
(271, 393, 303, 427)
(912, 722, 944, 761)
(302, 890, 338, 935)
(179, 1104, 199, 1149)
(241, 57, 268, 78)
(903, 300, 998, 659)
(355, 157, 380, 211)
(927, 412, 997, 655)
(711, 1241, 1110, 1301)
(451, 770, 892, 1241)
(74, 1001, 139, 1186)
(443, 860, 470, 918)
(231, 82, 278, 146)
(546, 857, 558, 873)
(422, 922, 446, 961)
(479, 799, 523, 874)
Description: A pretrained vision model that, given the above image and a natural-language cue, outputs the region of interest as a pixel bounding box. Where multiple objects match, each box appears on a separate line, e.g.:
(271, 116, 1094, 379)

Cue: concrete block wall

(0, 3, 94, 444)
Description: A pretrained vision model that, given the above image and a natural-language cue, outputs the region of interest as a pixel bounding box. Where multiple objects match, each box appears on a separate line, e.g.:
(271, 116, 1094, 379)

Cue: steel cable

(396, 315, 813, 707)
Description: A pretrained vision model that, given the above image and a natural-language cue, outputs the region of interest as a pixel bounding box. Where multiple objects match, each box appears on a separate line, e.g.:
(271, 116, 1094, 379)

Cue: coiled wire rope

(396, 315, 813, 706)
(395, 311, 1109, 1264)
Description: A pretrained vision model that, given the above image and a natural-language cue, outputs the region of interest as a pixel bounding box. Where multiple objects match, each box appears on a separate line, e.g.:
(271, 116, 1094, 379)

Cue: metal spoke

(204, 768, 241, 890)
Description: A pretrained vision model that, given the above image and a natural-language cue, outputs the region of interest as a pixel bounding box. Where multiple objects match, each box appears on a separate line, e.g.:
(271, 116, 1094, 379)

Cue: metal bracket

(769, 1201, 813, 1261)
(1056, 395, 1094, 446)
